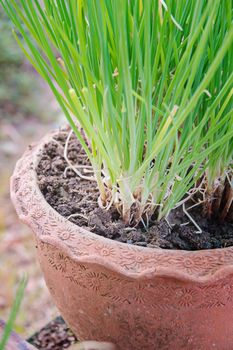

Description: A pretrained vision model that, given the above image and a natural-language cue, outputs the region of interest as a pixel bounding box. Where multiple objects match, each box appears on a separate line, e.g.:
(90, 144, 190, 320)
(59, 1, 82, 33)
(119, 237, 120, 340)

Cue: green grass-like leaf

(0, 277, 27, 350)
(1, 0, 232, 223)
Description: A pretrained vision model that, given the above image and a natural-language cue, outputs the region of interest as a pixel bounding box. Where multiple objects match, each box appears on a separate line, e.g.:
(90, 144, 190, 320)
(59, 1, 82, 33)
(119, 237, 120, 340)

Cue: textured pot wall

(11, 131, 233, 350)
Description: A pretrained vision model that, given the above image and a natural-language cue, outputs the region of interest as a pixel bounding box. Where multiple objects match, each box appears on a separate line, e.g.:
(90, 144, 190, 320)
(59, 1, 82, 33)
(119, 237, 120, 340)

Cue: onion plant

(2, 0, 232, 226)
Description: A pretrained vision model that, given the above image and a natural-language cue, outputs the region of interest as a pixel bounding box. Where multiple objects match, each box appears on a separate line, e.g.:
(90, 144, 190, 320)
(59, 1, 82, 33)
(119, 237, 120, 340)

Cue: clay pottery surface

(11, 130, 233, 350)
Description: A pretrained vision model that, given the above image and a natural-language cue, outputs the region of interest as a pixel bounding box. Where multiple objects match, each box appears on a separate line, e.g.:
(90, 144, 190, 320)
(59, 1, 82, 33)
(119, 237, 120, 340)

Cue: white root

(67, 213, 88, 221)
(63, 130, 95, 181)
(140, 217, 148, 230)
(165, 217, 173, 228)
(174, 176, 206, 209)
(105, 197, 115, 211)
(64, 165, 94, 178)
(145, 212, 149, 227)
(180, 222, 190, 226)
(225, 170, 233, 187)
(182, 203, 202, 233)
(186, 200, 204, 211)
(51, 137, 65, 151)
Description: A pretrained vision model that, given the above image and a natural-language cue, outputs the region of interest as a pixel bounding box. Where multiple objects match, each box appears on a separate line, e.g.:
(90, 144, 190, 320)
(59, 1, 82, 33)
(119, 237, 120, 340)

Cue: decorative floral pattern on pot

(10, 131, 233, 350)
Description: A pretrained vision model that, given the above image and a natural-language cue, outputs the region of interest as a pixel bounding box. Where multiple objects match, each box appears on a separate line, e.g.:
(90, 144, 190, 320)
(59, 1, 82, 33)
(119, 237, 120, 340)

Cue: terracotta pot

(11, 130, 233, 350)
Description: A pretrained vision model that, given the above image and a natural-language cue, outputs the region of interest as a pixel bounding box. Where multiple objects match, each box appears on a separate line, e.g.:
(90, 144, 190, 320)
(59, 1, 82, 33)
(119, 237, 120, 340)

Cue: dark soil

(37, 130, 233, 251)
(27, 316, 77, 349)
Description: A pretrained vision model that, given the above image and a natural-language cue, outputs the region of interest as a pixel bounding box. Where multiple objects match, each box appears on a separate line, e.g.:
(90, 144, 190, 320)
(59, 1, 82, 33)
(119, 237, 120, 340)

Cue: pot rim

(10, 127, 233, 282)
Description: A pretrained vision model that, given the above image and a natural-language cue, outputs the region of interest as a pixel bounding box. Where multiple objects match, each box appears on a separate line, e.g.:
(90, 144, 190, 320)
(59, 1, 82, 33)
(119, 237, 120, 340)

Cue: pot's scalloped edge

(10, 127, 233, 283)
(37, 234, 233, 283)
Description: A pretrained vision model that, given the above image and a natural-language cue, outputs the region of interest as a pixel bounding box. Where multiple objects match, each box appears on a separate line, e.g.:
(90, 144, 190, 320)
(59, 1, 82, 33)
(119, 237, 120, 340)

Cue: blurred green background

(0, 5, 61, 337)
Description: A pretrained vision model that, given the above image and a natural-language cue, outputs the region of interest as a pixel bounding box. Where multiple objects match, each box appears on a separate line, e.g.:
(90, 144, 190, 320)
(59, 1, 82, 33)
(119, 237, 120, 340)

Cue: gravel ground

(27, 316, 77, 350)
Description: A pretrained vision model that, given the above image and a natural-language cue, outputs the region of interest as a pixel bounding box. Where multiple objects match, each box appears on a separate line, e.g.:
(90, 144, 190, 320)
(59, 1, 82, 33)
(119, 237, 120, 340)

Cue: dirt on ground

(37, 131, 233, 251)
